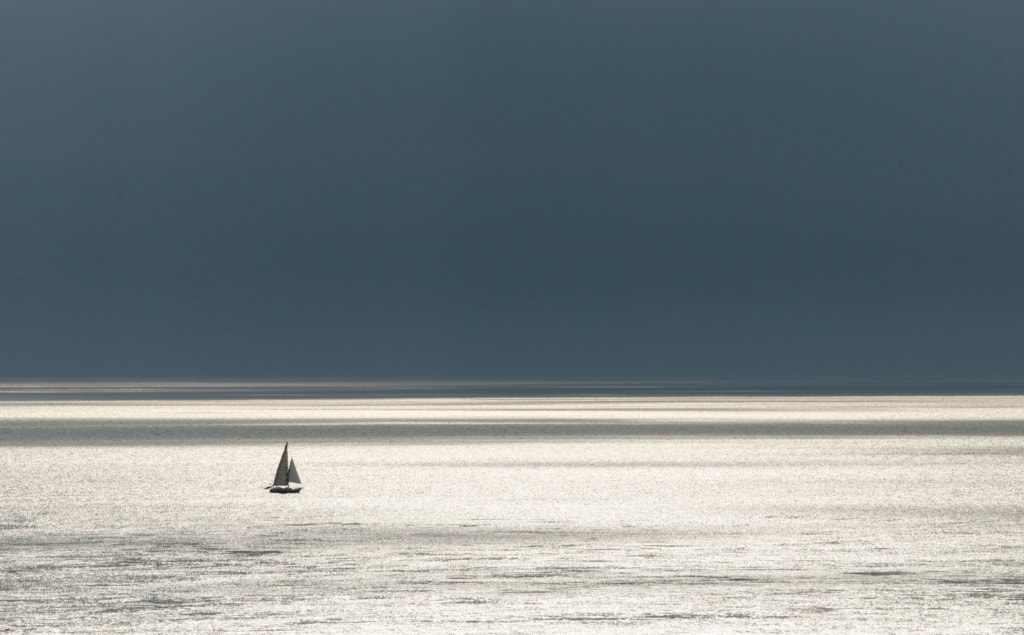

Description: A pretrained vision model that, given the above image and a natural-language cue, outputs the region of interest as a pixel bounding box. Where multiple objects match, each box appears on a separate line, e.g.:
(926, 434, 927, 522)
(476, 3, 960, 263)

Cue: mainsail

(273, 444, 291, 487)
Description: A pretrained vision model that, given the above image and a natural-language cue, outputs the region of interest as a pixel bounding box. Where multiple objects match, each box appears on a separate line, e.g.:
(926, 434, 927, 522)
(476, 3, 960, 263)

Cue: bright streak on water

(4, 394, 1024, 421)
(2, 384, 1022, 632)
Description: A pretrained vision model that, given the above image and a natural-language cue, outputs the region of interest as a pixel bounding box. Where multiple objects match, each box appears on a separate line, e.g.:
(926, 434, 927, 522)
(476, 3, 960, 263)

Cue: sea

(2, 380, 1022, 633)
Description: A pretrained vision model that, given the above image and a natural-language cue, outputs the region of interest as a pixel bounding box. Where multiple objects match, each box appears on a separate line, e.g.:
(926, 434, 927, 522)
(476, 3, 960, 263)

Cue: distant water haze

(4, 382, 1024, 445)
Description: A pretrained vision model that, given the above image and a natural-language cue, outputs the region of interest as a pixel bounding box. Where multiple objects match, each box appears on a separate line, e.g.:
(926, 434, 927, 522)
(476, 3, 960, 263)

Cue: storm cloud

(2, 1, 1022, 380)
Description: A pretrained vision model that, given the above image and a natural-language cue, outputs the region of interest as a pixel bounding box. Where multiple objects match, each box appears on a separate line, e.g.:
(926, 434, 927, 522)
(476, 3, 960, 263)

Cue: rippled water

(2, 384, 1023, 632)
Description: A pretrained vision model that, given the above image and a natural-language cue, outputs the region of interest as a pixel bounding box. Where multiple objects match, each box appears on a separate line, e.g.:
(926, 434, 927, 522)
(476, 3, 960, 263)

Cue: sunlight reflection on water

(3, 393, 1024, 446)
(2, 388, 1023, 632)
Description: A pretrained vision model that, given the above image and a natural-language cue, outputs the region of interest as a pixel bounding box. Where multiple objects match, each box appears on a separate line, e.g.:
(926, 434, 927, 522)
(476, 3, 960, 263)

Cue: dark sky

(2, 1, 1023, 381)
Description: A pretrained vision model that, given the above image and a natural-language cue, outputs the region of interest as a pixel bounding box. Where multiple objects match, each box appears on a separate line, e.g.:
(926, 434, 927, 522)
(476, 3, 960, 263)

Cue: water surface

(2, 383, 1022, 632)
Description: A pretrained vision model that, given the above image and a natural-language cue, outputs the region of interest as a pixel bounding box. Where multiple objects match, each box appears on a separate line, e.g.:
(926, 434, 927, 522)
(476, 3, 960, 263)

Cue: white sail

(287, 459, 301, 484)
(273, 444, 290, 487)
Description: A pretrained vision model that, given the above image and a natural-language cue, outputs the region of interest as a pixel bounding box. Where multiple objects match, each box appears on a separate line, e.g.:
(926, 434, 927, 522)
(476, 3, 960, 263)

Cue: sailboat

(266, 443, 302, 494)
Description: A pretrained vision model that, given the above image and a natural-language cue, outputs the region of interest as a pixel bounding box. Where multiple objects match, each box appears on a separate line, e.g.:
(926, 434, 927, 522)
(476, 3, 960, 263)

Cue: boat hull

(268, 485, 302, 494)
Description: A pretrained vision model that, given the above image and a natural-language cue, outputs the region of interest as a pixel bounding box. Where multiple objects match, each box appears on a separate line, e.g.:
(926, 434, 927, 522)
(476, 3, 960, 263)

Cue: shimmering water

(2, 384, 1023, 632)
